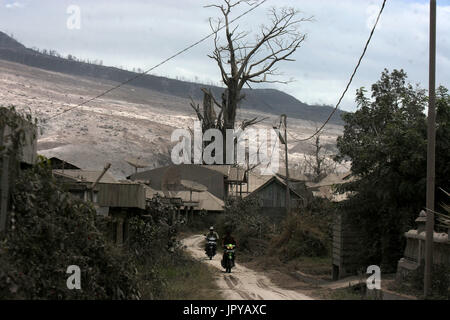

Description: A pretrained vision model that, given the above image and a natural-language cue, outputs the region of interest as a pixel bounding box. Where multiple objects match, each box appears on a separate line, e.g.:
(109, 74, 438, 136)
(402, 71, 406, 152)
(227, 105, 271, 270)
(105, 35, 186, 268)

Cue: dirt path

(182, 234, 313, 300)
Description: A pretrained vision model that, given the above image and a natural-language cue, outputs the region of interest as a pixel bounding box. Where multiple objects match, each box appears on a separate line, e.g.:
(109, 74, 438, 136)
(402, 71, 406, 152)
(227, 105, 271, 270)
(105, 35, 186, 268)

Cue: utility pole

(246, 150, 249, 195)
(281, 115, 290, 215)
(424, 0, 436, 298)
(273, 115, 290, 215)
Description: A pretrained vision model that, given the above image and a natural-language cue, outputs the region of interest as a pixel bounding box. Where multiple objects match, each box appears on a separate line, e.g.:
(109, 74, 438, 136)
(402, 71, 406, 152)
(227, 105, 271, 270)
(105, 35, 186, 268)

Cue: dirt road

(183, 234, 313, 300)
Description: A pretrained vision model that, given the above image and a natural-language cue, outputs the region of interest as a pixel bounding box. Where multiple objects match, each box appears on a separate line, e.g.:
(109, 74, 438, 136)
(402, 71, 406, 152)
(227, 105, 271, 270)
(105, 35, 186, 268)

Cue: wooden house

(53, 169, 146, 245)
(246, 176, 306, 219)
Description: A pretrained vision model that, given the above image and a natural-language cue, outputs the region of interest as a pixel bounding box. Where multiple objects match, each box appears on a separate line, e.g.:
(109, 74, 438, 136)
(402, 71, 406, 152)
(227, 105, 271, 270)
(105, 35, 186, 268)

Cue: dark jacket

(222, 235, 237, 247)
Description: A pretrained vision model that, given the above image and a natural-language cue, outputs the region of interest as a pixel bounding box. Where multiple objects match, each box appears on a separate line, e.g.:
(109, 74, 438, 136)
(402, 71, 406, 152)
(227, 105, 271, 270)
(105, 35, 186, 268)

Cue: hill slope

(0, 31, 344, 124)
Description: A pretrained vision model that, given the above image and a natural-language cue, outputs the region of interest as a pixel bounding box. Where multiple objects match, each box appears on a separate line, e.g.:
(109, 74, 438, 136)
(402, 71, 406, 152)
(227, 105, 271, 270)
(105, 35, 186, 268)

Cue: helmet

(209, 226, 214, 231)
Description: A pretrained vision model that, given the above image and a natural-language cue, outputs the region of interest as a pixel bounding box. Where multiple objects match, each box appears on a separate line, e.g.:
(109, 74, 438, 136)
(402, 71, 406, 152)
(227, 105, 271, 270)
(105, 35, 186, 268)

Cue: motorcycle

(222, 244, 236, 273)
(205, 237, 217, 260)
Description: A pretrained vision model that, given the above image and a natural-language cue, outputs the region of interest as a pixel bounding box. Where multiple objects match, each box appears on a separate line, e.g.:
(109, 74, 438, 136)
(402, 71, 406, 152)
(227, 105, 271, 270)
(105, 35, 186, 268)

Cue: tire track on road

(182, 234, 313, 300)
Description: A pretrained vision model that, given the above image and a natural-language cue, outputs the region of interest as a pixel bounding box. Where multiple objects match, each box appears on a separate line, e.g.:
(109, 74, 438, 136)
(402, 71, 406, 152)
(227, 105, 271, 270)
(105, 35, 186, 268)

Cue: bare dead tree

(191, 0, 311, 162)
(302, 133, 338, 182)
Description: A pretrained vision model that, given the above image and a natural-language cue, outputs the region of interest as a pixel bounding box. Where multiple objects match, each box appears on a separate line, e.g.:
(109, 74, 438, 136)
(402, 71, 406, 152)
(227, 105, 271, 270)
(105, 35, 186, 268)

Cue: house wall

(247, 180, 303, 221)
(97, 183, 146, 209)
(253, 181, 302, 209)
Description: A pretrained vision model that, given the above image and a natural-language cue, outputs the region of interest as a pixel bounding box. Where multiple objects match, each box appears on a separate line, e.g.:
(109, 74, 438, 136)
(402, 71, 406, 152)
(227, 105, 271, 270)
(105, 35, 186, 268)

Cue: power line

(245, 0, 386, 173)
(46, 0, 269, 121)
(262, 117, 282, 170)
(285, 0, 387, 143)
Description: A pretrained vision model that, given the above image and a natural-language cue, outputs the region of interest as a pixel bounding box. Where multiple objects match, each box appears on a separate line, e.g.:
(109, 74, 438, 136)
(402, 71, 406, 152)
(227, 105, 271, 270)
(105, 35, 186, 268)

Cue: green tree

(335, 69, 450, 271)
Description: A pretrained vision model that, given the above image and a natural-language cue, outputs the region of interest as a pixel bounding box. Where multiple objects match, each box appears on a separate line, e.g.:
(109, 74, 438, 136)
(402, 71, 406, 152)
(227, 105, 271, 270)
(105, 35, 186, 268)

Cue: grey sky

(1, 0, 449, 111)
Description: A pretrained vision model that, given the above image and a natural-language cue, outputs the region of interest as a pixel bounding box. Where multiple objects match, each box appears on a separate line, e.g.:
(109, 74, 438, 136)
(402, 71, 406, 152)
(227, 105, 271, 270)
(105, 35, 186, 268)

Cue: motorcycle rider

(221, 230, 237, 267)
(205, 226, 219, 241)
(205, 226, 219, 252)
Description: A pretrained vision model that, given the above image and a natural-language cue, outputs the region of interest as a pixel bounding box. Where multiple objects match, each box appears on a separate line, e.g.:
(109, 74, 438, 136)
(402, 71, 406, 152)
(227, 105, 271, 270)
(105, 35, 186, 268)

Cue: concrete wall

(396, 228, 450, 280)
(1, 108, 37, 165)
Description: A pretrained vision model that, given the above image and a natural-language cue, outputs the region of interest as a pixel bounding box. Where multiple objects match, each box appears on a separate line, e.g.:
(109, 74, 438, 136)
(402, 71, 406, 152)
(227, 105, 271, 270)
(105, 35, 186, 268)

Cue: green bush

(127, 196, 178, 259)
(0, 159, 140, 299)
(216, 197, 271, 255)
(270, 212, 330, 261)
(267, 197, 334, 261)
(407, 263, 450, 299)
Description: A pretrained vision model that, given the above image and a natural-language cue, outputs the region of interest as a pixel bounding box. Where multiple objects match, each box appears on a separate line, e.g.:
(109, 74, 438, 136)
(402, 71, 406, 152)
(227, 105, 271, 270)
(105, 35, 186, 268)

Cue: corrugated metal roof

(178, 191, 224, 212)
(203, 165, 246, 182)
(125, 157, 150, 169)
(48, 157, 80, 170)
(129, 164, 227, 200)
(305, 172, 354, 188)
(311, 186, 354, 202)
(247, 175, 304, 200)
(53, 169, 117, 184)
(145, 186, 224, 212)
(274, 167, 309, 182)
(247, 172, 272, 193)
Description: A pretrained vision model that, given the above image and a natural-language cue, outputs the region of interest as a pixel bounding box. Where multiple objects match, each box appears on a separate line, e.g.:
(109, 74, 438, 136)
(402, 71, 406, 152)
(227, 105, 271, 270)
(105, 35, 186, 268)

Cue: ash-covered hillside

(0, 31, 344, 125)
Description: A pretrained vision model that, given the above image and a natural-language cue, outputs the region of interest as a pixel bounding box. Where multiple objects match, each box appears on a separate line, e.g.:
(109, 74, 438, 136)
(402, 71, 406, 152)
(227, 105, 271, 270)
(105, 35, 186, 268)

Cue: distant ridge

(0, 31, 345, 124)
(0, 32, 25, 50)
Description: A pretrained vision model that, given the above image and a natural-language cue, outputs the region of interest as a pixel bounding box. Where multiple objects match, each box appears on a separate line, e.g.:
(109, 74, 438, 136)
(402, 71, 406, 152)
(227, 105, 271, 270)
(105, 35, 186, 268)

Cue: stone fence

(396, 210, 450, 280)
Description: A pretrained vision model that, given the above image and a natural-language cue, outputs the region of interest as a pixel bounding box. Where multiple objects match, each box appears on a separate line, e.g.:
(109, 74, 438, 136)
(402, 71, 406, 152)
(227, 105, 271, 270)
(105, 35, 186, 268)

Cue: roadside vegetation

(1, 67, 448, 300)
(154, 253, 222, 300)
(0, 107, 220, 300)
(388, 264, 450, 300)
(200, 69, 450, 299)
(334, 69, 450, 272)
(0, 154, 140, 299)
(211, 195, 334, 282)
